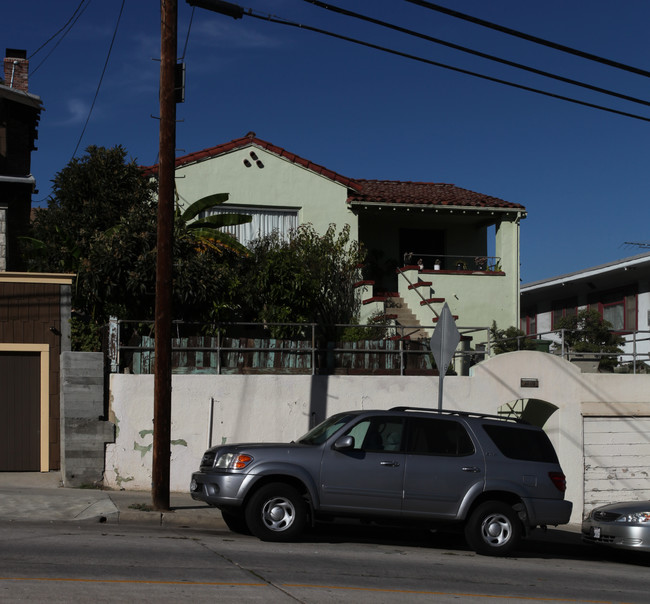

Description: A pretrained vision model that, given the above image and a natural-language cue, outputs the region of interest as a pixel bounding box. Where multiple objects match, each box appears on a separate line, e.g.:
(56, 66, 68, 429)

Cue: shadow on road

(301, 520, 650, 566)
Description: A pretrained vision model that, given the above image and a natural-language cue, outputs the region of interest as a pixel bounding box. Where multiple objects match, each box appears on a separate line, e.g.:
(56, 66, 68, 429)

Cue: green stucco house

(146, 132, 526, 338)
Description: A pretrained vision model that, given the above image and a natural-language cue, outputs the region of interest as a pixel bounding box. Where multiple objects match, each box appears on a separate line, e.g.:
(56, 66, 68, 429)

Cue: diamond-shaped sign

(430, 303, 460, 410)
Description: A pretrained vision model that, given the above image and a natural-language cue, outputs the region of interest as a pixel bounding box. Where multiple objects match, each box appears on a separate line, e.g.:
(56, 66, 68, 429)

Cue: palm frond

(189, 213, 252, 229)
(191, 229, 250, 256)
(180, 193, 229, 222)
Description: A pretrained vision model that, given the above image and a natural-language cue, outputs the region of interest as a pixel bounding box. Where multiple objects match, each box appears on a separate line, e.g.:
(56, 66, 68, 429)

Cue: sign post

(430, 303, 461, 411)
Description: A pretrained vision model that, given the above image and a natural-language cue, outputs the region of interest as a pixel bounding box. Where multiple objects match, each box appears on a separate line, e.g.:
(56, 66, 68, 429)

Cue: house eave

(521, 251, 650, 293)
(0, 84, 43, 110)
(348, 201, 527, 216)
(0, 174, 36, 186)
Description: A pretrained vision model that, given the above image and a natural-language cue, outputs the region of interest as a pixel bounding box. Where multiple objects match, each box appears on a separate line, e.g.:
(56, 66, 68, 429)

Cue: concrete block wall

(60, 352, 114, 487)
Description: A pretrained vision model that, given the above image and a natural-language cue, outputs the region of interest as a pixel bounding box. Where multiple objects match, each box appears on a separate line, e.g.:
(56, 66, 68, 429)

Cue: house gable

(155, 133, 359, 241)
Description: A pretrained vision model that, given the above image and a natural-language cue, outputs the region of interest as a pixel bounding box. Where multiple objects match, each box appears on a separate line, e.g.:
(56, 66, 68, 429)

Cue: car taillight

(549, 471, 566, 492)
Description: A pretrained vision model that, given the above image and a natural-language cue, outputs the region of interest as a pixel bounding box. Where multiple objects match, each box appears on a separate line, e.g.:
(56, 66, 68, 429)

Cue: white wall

(105, 352, 650, 524)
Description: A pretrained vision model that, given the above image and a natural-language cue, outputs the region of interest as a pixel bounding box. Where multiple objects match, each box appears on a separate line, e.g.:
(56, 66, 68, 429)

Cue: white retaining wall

(105, 351, 650, 524)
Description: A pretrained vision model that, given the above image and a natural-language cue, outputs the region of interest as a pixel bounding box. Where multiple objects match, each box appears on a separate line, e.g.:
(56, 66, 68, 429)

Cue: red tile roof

(349, 180, 524, 210)
(141, 133, 525, 211)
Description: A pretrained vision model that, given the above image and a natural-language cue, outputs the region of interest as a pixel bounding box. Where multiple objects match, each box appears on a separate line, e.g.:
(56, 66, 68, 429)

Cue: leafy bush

(555, 309, 624, 371)
(490, 321, 536, 354)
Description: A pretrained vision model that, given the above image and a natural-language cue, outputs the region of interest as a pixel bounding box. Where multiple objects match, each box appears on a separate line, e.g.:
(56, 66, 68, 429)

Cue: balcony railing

(402, 253, 502, 272)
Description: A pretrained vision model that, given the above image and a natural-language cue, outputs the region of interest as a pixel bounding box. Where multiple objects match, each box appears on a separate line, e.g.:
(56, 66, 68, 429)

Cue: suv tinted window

(483, 424, 558, 463)
(298, 413, 357, 445)
(346, 417, 404, 452)
(406, 418, 474, 456)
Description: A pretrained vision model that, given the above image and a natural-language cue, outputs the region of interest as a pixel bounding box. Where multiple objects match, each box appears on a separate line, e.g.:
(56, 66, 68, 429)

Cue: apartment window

(551, 300, 577, 329)
(520, 311, 537, 335)
(203, 206, 299, 246)
(602, 300, 624, 331)
(596, 291, 637, 332)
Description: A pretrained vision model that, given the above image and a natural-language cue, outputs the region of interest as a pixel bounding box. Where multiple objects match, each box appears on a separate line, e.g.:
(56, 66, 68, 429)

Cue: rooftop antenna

(623, 241, 650, 249)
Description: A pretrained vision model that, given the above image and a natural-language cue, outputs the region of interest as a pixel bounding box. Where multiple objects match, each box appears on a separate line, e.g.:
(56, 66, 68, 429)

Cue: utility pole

(152, 0, 177, 511)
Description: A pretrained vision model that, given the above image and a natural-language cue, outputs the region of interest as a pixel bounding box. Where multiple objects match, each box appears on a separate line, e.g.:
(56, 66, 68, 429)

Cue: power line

(246, 11, 650, 124)
(180, 5, 196, 60)
(405, 0, 650, 79)
(29, 0, 89, 59)
(30, 0, 92, 76)
(302, 1, 650, 109)
(71, 0, 126, 159)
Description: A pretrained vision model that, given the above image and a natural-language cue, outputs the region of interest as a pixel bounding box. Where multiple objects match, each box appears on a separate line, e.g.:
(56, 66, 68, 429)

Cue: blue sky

(3, 0, 650, 283)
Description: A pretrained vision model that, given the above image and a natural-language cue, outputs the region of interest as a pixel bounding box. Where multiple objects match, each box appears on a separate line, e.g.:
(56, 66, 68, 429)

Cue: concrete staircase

(386, 296, 427, 341)
(357, 272, 455, 341)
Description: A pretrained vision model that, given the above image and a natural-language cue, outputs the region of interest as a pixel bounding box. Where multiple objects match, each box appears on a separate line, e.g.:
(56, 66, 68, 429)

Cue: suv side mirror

(333, 435, 354, 451)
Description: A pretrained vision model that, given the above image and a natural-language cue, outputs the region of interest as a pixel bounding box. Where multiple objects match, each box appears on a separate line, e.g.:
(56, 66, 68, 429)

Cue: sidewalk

(0, 472, 225, 528)
(0, 472, 583, 551)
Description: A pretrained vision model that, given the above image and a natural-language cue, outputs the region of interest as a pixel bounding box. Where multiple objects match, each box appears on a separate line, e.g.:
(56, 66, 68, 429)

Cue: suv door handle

(462, 466, 481, 473)
(380, 461, 400, 467)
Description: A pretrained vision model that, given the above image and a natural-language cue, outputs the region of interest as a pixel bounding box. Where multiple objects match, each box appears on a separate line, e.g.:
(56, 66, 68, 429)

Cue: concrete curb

(106, 509, 225, 529)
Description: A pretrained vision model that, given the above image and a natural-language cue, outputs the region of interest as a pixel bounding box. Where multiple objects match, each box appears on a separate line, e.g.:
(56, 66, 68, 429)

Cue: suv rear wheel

(464, 501, 522, 556)
(245, 483, 308, 542)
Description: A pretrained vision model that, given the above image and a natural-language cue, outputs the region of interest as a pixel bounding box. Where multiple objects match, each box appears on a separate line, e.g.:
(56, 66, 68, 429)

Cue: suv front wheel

(245, 483, 308, 542)
(464, 501, 522, 556)
(220, 509, 251, 535)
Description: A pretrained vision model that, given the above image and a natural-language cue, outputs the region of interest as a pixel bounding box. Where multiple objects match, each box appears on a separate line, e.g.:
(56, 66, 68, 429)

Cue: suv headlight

(214, 452, 254, 470)
(616, 512, 650, 524)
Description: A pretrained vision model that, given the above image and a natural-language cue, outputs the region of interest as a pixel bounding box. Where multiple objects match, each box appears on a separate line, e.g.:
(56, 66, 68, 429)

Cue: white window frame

(203, 205, 299, 246)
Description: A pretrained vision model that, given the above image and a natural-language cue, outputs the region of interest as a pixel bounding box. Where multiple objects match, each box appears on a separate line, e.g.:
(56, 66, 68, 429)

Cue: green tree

(237, 223, 365, 339)
(22, 146, 249, 350)
(555, 308, 624, 371)
(81, 200, 241, 325)
(25, 145, 156, 273)
(490, 321, 536, 354)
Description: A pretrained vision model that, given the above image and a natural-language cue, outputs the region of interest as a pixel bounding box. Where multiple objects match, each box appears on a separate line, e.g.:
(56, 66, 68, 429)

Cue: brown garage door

(0, 352, 41, 471)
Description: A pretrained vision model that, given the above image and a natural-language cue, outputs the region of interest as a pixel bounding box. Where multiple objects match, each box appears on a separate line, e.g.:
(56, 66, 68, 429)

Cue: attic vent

(243, 151, 264, 169)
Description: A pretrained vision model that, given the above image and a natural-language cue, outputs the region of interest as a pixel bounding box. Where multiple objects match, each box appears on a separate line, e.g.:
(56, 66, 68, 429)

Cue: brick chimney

(4, 48, 29, 92)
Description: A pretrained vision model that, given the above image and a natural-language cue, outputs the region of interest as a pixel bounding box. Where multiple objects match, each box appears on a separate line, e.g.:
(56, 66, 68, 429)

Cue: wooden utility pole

(152, 0, 177, 511)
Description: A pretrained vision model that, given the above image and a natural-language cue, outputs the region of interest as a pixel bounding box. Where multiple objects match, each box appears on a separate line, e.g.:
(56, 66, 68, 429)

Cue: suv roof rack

(388, 406, 528, 424)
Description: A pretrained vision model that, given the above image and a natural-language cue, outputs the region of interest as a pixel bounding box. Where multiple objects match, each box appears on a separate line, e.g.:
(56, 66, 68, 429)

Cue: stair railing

(396, 267, 440, 320)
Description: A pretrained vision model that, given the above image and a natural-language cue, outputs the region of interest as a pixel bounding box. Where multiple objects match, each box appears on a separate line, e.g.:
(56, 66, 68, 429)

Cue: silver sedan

(582, 500, 650, 552)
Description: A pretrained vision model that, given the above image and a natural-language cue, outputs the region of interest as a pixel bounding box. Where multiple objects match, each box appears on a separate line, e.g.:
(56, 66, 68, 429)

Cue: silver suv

(190, 407, 572, 555)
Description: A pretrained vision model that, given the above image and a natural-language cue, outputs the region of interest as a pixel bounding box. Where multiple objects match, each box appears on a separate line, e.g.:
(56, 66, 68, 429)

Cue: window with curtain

(602, 300, 625, 331)
(203, 206, 299, 246)
(598, 291, 637, 331)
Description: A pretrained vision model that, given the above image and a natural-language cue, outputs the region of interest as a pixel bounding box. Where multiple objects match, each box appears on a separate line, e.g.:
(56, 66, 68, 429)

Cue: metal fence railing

(487, 328, 650, 374)
(107, 319, 492, 376)
(106, 319, 650, 376)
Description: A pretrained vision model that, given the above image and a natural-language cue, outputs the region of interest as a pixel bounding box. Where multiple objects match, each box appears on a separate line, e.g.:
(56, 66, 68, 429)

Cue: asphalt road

(0, 520, 647, 603)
